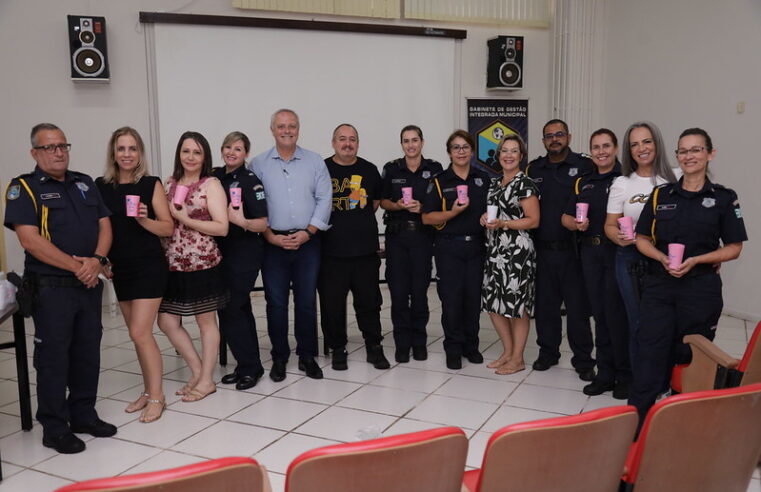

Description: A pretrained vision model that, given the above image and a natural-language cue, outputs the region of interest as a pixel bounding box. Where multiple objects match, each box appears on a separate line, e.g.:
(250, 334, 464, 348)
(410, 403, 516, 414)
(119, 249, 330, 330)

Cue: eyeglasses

(499, 148, 521, 155)
(543, 131, 567, 140)
(451, 144, 471, 152)
(33, 143, 72, 153)
(675, 146, 706, 157)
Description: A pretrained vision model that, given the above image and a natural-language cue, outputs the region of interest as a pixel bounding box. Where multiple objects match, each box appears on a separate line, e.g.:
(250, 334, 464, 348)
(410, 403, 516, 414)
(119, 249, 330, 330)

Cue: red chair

(285, 426, 467, 492)
(462, 406, 638, 492)
(622, 382, 761, 492)
(672, 320, 761, 393)
(55, 456, 271, 492)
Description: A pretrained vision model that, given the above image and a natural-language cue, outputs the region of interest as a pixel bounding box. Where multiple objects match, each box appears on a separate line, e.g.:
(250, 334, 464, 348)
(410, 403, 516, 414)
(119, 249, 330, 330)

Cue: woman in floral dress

(480, 134, 540, 375)
(158, 131, 229, 402)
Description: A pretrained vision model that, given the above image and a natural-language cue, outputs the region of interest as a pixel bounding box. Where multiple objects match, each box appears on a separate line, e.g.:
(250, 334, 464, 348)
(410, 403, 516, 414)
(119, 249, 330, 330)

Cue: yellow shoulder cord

(650, 187, 660, 245)
(433, 177, 446, 231)
(574, 177, 582, 196)
(18, 178, 50, 240)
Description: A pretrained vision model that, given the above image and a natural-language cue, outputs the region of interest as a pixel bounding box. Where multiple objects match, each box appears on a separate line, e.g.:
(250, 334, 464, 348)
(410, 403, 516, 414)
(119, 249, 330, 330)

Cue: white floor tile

(0, 412, 26, 439)
(99, 347, 139, 369)
(0, 461, 24, 479)
(0, 426, 57, 467)
(172, 421, 284, 459)
(115, 409, 215, 448)
(268, 471, 286, 492)
(168, 387, 263, 420)
(434, 375, 518, 404)
(96, 370, 145, 398)
(322, 363, 387, 384)
(254, 433, 338, 474)
(100, 328, 134, 347)
(505, 384, 588, 415)
(406, 394, 498, 430)
(481, 405, 564, 433)
(273, 378, 361, 405)
(371, 366, 452, 393)
(0, 468, 72, 491)
(383, 418, 455, 437)
(466, 431, 491, 469)
(582, 393, 625, 412)
(524, 367, 587, 391)
(124, 450, 206, 475)
(294, 407, 396, 442)
(337, 385, 427, 416)
(229, 397, 327, 431)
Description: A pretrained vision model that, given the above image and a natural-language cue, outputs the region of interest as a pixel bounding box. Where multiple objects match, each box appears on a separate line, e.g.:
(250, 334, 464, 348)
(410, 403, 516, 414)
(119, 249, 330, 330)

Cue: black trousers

(318, 254, 383, 350)
(630, 272, 723, 421)
(534, 247, 594, 369)
(434, 237, 484, 356)
(33, 281, 103, 439)
(385, 230, 434, 350)
(580, 244, 631, 384)
(218, 243, 263, 376)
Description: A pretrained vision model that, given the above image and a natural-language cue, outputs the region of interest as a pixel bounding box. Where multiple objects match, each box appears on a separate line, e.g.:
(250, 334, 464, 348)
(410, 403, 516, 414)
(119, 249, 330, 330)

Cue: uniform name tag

(40, 193, 61, 200)
(392, 179, 406, 184)
(656, 204, 677, 211)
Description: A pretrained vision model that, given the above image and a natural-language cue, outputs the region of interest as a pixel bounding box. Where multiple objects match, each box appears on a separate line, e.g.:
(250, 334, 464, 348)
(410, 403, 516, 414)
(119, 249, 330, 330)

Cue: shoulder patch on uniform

(253, 184, 264, 191)
(6, 184, 20, 200)
(735, 208, 743, 219)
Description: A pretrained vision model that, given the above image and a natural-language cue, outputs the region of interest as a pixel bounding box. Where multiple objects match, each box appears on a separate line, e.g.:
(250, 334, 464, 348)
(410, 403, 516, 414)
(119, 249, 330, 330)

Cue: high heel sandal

(125, 393, 149, 413)
(139, 397, 166, 423)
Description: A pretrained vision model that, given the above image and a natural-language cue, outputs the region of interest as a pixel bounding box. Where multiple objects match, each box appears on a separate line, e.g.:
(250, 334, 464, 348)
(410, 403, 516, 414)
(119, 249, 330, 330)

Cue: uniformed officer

(4, 123, 116, 454)
(422, 130, 489, 370)
(631, 127, 746, 423)
(561, 129, 630, 399)
(213, 131, 268, 390)
(523, 119, 596, 381)
(380, 125, 443, 363)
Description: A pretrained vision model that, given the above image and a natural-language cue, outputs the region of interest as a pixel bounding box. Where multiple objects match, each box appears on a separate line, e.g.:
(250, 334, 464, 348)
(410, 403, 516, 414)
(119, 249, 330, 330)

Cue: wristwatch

(93, 254, 110, 266)
(304, 228, 316, 238)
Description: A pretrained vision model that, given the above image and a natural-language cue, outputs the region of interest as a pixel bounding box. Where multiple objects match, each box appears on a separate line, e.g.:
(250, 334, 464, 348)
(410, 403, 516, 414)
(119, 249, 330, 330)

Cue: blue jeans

(614, 245, 643, 370)
(262, 237, 321, 360)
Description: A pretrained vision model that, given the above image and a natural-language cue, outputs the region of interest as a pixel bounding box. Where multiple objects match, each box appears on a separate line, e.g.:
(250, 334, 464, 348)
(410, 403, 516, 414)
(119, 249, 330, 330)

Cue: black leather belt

(439, 233, 482, 242)
(580, 235, 610, 246)
(536, 240, 572, 250)
(271, 229, 301, 235)
(34, 275, 85, 288)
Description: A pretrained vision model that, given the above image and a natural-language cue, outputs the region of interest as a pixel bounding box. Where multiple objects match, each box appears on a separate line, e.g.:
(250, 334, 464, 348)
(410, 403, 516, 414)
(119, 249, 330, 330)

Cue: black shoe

(332, 349, 349, 371)
(43, 432, 85, 454)
(236, 368, 264, 390)
(612, 381, 630, 400)
(221, 372, 239, 385)
(70, 418, 117, 438)
(395, 347, 410, 363)
(576, 367, 596, 382)
(298, 357, 324, 379)
(531, 358, 558, 371)
(412, 345, 428, 361)
(464, 351, 484, 364)
(270, 359, 287, 382)
(366, 345, 390, 370)
(446, 353, 462, 370)
(583, 380, 615, 396)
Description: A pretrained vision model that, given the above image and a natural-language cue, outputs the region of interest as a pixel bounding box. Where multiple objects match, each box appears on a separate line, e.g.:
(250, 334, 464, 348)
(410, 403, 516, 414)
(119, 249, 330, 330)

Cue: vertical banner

(467, 98, 529, 176)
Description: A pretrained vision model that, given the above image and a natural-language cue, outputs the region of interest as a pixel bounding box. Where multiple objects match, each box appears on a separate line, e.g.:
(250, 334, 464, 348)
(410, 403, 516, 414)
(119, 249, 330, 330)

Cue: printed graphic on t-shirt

(332, 174, 368, 210)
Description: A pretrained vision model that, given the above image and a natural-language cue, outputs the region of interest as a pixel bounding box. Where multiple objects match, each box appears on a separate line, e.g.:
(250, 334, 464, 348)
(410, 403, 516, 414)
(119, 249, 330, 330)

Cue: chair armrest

(681, 334, 740, 392)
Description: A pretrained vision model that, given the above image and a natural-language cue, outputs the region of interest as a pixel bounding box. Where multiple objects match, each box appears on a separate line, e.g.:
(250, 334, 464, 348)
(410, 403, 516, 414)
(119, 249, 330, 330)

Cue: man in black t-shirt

(318, 124, 390, 371)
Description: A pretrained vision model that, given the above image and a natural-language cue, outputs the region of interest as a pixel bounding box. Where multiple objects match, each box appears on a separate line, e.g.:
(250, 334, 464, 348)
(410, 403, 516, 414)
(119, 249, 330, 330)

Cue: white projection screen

(151, 22, 459, 178)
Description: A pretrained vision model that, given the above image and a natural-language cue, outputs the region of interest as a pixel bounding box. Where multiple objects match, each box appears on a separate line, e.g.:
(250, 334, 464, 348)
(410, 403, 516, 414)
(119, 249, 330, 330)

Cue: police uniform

(422, 165, 489, 358)
(4, 166, 110, 440)
(212, 166, 268, 378)
(630, 178, 747, 419)
(381, 157, 443, 354)
(524, 150, 595, 371)
(565, 167, 631, 389)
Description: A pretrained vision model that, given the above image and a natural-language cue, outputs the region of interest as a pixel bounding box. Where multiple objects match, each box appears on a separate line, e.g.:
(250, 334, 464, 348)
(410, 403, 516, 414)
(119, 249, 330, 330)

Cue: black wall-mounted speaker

(487, 36, 523, 90)
(67, 15, 110, 82)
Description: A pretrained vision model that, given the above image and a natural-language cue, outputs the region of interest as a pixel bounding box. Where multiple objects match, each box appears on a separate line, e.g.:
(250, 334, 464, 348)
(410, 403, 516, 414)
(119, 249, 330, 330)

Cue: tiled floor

(0, 286, 759, 491)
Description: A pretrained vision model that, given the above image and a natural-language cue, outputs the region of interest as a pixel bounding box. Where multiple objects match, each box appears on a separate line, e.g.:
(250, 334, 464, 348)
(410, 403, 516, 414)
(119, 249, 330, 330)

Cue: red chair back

(737, 321, 761, 382)
(285, 426, 467, 492)
(55, 456, 270, 492)
(624, 382, 761, 492)
(464, 406, 637, 492)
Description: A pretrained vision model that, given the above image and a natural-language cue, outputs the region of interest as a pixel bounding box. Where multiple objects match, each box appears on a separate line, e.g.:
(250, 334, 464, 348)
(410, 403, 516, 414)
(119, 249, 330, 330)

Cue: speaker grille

(499, 62, 521, 87)
(73, 47, 105, 77)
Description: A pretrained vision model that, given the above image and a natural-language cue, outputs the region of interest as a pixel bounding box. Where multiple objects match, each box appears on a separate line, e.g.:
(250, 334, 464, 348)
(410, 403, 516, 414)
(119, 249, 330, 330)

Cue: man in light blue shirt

(249, 108, 332, 382)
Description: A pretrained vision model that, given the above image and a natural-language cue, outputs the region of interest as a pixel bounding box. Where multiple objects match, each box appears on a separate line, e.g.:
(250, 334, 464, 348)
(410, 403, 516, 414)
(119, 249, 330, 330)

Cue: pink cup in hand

(173, 185, 189, 209)
(617, 216, 635, 240)
(401, 187, 413, 205)
(125, 195, 140, 217)
(456, 185, 468, 204)
(575, 202, 589, 223)
(230, 187, 242, 209)
(668, 243, 685, 270)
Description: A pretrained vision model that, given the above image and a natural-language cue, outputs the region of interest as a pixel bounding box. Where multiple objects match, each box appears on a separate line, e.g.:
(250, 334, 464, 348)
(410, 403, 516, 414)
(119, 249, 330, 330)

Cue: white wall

(0, 0, 551, 272)
(603, 0, 761, 319)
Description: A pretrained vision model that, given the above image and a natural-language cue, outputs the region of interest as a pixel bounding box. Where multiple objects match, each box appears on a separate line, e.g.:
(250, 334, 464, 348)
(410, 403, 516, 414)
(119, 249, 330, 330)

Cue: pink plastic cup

(125, 195, 140, 217)
(668, 243, 685, 269)
(486, 205, 498, 223)
(575, 202, 589, 223)
(401, 187, 413, 205)
(456, 185, 468, 204)
(617, 216, 635, 240)
(173, 185, 189, 209)
(230, 187, 242, 209)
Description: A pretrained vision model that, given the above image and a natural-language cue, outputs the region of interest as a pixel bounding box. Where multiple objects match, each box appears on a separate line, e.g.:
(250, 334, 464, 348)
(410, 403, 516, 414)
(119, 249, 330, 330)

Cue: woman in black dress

(96, 127, 173, 423)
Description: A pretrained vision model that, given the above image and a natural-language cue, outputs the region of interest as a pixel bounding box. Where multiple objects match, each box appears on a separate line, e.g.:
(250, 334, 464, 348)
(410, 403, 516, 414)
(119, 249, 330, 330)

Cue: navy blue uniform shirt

(212, 165, 268, 247)
(382, 157, 443, 224)
(564, 167, 621, 238)
(524, 150, 594, 242)
(4, 166, 110, 276)
(636, 178, 747, 259)
(421, 165, 489, 236)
